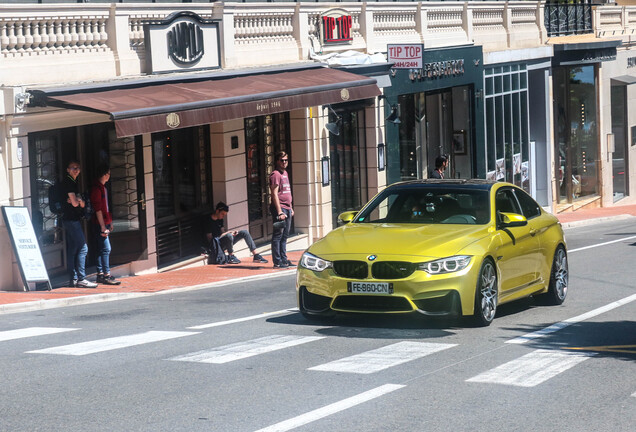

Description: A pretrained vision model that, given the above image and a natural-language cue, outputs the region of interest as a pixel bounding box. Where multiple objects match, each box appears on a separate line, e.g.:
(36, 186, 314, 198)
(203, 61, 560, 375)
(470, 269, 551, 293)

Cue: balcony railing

(544, 0, 593, 37)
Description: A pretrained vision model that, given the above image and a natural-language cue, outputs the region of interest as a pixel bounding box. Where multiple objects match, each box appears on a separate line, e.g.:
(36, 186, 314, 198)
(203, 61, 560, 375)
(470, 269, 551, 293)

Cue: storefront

(385, 44, 485, 185)
(25, 64, 381, 272)
(481, 47, 553, 206)
(551, 40, 620, 208)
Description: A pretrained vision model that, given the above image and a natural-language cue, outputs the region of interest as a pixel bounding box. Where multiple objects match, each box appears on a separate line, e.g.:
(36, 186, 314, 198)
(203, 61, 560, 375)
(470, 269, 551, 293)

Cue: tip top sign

(387, 44, 423, 69)
(321, 9, 353, 45)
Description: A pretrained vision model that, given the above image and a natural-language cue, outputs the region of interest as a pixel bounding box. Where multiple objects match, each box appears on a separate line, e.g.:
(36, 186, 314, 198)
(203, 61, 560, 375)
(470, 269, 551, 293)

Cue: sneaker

(96, 274, 105, 284)
(284, 260, 296, 267)
(68, 279, 78, 288)
(76, 279, 98, 288)
(273, 262, 289, 269)
(101, 275, 121, 286)
(227, 255, 241, 264)
(253, 254, 268, 263)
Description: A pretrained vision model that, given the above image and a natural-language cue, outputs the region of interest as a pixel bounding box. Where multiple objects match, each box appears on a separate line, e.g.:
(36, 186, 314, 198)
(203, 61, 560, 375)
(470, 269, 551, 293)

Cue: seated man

(204, 202, 268, 264)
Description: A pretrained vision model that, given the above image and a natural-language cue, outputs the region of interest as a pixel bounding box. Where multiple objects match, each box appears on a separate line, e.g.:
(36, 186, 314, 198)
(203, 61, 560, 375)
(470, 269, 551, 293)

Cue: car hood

(309, 223, 491, 259)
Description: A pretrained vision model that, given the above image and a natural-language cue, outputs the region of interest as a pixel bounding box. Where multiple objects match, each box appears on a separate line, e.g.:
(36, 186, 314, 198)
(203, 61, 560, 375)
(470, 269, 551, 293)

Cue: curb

(560, 214, 636, 229)
(0, 268, 297, 316)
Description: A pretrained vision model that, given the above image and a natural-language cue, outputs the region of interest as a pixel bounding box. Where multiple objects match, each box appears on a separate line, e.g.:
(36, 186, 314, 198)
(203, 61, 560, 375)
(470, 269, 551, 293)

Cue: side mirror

(499, 212, 528, 228)
(337, 211, 358, 225)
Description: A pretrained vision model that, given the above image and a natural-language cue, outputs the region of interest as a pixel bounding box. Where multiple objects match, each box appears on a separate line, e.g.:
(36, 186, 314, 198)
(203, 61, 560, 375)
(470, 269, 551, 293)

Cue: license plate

(347, 282, 393, 294)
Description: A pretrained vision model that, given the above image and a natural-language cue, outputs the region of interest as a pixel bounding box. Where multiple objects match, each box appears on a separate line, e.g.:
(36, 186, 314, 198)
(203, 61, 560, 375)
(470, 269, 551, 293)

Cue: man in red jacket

(91, 163, 121, 285)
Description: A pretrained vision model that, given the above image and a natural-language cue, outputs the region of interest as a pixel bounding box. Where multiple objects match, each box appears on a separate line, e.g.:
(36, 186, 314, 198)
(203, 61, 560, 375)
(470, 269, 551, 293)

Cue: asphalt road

(1, 219, 635, 432)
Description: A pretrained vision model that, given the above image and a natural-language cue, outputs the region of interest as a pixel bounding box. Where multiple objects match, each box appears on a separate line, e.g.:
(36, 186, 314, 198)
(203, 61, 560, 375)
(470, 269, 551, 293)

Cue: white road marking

(0, 327, 78, 342)
(169, 335, 325, 364)
(26, 331, 198, 356)
(309, 341, 457, 374)
(507, 293, 636, 344)
(254, 384, 405, 432)
(187, 309, 298, 330)
(568, 235, 636, 253)
(466, 349, 596, 387)
(632, 391, 636, 398)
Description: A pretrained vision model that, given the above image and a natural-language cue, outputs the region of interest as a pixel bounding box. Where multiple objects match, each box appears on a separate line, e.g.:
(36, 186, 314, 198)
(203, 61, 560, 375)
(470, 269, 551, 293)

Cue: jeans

(270, 207, 291, 265)
(218, 229, 257, 254)
(63, 219, 87, 282)
(94, 223, 112, 275)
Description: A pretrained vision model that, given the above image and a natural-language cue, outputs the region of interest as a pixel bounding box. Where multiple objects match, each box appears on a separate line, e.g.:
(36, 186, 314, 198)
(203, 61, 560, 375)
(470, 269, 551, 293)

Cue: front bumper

(296, 257, 481, 317)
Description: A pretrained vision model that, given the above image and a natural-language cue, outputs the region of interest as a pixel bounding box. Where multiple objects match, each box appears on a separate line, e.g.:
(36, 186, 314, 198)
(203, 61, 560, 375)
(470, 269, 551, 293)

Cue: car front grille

(371, 262, 416, 279)
(332, 295, 413, 312)
(333, 261, 368, 279)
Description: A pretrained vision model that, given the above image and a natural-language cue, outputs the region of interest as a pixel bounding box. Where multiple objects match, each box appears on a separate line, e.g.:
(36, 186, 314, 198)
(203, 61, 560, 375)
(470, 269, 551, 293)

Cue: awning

(30, 66, 380, 137)
(611, 75, 636, 85)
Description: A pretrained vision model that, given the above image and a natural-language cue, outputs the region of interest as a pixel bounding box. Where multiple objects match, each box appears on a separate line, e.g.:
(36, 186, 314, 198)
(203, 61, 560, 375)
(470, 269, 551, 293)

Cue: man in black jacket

(204, 202, 268, 264)
(61, 160, 97, 288)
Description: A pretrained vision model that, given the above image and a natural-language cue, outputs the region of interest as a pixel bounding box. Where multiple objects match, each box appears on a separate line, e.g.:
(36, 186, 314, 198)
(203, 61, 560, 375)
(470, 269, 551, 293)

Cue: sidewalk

(2, 204, 636, 314)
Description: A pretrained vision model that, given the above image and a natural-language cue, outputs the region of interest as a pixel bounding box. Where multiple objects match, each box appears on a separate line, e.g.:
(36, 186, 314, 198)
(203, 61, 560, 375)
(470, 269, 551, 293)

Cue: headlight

(417, 256, 472, 274)
(300, 252, 332, 272)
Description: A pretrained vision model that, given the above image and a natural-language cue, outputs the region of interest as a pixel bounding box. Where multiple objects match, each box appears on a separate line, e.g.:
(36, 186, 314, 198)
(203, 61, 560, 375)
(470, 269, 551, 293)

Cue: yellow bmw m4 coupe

(297, 180, 568, 326)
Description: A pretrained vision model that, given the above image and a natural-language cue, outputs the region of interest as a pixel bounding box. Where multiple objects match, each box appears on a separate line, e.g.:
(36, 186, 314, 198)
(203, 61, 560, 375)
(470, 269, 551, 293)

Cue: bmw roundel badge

(367, 255, 377, 261)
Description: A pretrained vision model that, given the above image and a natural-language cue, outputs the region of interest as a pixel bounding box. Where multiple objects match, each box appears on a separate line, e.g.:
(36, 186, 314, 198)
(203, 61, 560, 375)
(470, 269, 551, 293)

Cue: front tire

(538, 246, 568, 305)
(472, 259, 498, 326)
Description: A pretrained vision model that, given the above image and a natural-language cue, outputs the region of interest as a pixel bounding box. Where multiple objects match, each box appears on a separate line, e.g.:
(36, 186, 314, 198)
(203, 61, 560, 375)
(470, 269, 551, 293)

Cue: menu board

(2, 206, 51, 290)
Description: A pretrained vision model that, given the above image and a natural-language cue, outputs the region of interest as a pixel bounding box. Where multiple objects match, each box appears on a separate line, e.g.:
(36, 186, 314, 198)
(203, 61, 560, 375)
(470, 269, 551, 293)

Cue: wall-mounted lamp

(15, 92, 32, 111)
(321, 156, 330, 186)
(325, 105, 341, 136)
(377, 143, 386, 172)
(386, 104, 401, 124)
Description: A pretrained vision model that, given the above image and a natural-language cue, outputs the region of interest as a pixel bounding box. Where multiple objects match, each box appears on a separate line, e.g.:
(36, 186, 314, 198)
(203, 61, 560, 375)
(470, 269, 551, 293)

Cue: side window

(514, 189, 541, 219)
(495, 189, 521, 215)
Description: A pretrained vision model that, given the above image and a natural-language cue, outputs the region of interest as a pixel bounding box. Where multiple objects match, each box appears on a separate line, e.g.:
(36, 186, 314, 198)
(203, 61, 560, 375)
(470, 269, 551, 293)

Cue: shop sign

(321, 9, 353, 45)
(2, 206, 51, 290)
(144, 11, 221, 74)
(387, 44, 423, 69)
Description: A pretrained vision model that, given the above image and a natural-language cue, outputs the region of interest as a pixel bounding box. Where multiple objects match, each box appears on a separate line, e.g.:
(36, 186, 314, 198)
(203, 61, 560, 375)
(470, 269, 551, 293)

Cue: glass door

(329, 108, 367, 227)
(83, 124, 148, 266)
(245, 113, 291, 242)
(611, 84, 628, 202)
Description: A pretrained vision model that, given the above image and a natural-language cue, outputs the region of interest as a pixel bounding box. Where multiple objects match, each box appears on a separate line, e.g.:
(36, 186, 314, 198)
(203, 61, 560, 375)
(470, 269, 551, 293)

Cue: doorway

(398, 86, 473, 180)
(328, 108, 367, 227)
(152, 126, 212, 267)
(83, 124, 148, 266)
(245, 113, 291, 242)
(611, 84, 629, 202)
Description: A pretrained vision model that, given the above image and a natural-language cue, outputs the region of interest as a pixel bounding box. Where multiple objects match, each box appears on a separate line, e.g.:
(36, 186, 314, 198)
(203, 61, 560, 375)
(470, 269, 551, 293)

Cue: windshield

(354, 187, 490, 225)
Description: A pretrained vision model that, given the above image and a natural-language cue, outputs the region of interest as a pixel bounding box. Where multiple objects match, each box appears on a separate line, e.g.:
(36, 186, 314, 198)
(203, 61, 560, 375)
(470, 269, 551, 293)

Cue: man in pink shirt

(269, 151, 294, 269)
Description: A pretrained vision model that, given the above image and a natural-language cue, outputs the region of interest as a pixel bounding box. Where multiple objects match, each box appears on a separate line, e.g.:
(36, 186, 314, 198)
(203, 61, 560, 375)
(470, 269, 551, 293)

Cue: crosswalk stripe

(308, 341, 457, 374)
(466, 349, 596, 387)
(254, 384, 405, 432)
(507, 293, 636, 344)
(187, 309, 297, 330)
(0, 327, 78, 342)
(26, 331, 198, 356)
(169, 335, 325, 364)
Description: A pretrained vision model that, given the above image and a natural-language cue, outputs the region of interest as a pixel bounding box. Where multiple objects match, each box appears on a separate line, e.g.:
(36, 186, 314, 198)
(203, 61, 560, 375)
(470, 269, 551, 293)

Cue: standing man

(91, 163, 121, 285)
(204, 202, 268, 264)
(430, 155, 448, 179)
(61, 160, 97, 288)
(269, 151, 294, 269)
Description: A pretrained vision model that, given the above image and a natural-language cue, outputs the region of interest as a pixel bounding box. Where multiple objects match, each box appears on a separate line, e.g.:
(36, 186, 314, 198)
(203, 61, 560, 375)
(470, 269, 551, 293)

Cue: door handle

(138, 193, 146, 211)
(529, 229, 537, 236)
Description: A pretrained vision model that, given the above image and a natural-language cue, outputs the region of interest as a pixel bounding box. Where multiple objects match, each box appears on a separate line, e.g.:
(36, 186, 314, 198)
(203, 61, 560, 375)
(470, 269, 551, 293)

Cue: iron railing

(545, 0, 594, 37)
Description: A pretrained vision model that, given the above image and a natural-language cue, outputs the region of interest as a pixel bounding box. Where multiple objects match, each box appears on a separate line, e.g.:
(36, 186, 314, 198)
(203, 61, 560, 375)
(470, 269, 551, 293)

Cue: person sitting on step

(204, 202, 268, 265)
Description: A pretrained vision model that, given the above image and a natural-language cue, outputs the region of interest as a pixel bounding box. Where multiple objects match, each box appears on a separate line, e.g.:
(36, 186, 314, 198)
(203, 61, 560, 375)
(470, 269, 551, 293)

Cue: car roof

(387, 179, 497, 191)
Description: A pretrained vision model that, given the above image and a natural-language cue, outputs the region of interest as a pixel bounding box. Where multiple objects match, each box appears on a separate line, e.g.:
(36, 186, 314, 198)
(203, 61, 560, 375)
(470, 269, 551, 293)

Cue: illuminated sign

(321, 9, 353, 45)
